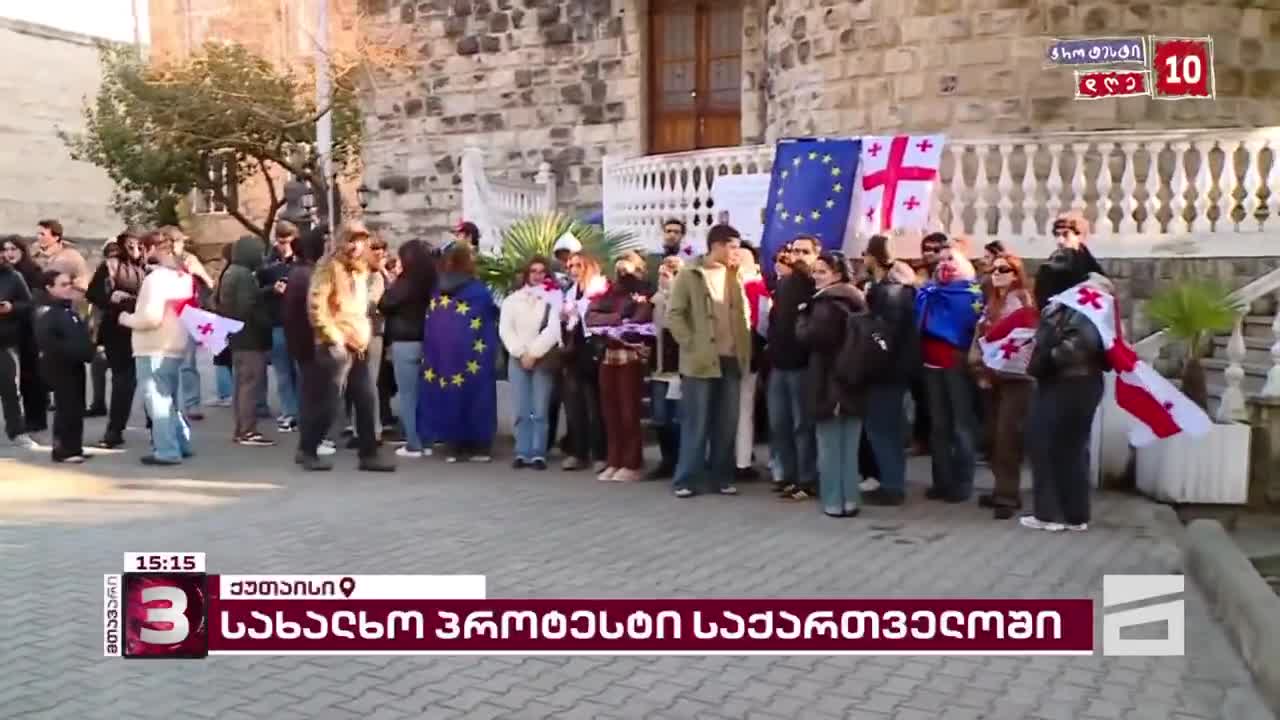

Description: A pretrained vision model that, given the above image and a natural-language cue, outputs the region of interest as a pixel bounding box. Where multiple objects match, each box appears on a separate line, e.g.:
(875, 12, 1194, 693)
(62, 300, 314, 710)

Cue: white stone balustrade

(602, 128, 1280, 256)
(461, 144, 557, 251)
(1217, 317, 1249, 423)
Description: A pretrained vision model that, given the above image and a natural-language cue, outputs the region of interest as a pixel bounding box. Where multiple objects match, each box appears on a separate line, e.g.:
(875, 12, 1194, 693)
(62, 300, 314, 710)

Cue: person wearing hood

(217, 235, 275, 447)
(418, 242, 499, 463)
(796, 251, 868, 518)
(585, 251, 654, 482)
(1022, 216, 1108, 533)
(34, 270, 95, 463)
(301, 222, 395, 472)
(86, 231, 146, 448)
(859, 235, 919, 506)
(257, 221, 301, 433)
(0, 238, 34, 448)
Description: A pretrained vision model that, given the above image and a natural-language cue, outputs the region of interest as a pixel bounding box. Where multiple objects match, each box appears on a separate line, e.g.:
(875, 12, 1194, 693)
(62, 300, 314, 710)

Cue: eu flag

(760, 137, 861, 276)
(915, 280, 985, 349)
(418, 277, 500, 449)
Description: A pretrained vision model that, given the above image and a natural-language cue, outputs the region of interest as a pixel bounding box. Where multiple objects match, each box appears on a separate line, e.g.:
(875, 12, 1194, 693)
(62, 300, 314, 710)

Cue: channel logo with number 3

(123, 573, 209, 658)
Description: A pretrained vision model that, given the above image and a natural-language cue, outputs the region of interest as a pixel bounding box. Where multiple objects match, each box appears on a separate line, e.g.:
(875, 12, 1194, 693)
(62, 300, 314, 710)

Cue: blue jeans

(215, 365, 233, 401)
(136, 355, 192, 463)
(925, 366, 979, 500)
(767, 368, 816, 488)
(673, 358, 741, 493)
(390, 341, 424, 451)
(863, 383, 908, 496)
(270, 326, 299, 418)
(816, 416, 862, 515)
(509, 357, 554, 461)
(179, 338, 201, 411)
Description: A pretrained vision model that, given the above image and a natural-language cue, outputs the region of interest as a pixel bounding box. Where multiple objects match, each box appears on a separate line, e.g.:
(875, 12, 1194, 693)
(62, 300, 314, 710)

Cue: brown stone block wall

(360, 0, 643, 241)
(764, 0, 1280, 141)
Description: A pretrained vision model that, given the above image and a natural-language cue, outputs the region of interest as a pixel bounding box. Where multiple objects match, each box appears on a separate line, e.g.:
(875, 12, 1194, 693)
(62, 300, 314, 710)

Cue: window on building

(648, 0, 743, 155)
(193, 154, 238, 215)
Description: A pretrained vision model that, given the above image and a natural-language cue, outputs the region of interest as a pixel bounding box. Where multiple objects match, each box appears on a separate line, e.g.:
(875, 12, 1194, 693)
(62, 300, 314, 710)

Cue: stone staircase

(1204, 313, 1277, 418)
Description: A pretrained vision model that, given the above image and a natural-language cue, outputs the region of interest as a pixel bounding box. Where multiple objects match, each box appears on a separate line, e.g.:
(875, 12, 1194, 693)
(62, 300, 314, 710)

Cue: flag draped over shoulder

(978, 305, 1039, 375)
(418, 278, 500, 447)
(915, 280, 984, 349)
(1048, 281, 1212, 447)
(759, 138, 860, 276)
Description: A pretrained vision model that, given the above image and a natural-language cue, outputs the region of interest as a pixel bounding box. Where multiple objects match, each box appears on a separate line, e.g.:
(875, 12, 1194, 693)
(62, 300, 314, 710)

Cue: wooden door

(648, 0, 743, 155)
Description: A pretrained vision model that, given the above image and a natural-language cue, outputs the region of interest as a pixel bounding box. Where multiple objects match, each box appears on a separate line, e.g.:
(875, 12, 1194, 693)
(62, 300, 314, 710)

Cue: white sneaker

(1066, 523, 1088, 532)
(859, 477, 881, 492)
(210, 398, 232, 407)
(317, 440, 337, 456)
(395, 447, 423, 459)
(719, 486, 739, 496)
(597, 467, 618, 482)
(468, 455, 492, 463)
(1019, 516, 1066, 532)
(11, 434, 36, 449)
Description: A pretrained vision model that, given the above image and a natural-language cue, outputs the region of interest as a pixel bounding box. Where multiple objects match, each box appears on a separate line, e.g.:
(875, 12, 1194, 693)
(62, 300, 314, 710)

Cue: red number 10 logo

(123, 573, 209, 658)
(1153, 38, 1214, 99)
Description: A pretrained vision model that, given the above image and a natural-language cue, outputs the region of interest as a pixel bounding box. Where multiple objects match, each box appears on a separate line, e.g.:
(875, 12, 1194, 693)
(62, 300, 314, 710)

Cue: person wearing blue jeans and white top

(379, 240, 435, 458)
(119, 231, 196, 465)
(499, 256, 562, 470)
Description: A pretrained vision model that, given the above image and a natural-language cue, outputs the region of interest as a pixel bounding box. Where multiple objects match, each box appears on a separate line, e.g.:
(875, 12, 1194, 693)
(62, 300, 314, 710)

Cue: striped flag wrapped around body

(978, 306, 1039, 375)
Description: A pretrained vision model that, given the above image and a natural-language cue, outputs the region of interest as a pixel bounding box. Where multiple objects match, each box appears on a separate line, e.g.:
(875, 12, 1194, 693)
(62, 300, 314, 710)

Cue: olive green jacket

(664, 257, 751, 378)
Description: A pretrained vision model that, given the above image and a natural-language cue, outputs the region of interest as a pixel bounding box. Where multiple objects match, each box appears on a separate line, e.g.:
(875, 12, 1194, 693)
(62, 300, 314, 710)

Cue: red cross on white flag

(856, 134, 945, 234)
(178, 306, 244, 357)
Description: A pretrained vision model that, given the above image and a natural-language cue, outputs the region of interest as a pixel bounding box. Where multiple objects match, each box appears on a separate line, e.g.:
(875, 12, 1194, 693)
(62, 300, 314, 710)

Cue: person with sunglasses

(969, 252, 1036, 519)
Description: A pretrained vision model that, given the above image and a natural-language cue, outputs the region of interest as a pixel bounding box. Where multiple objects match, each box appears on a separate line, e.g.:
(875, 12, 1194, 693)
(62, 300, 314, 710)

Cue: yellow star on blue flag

(761, 138, 862, 276)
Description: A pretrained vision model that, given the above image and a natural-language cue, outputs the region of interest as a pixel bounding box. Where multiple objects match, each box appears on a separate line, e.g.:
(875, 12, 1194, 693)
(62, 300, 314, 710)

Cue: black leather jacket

(1027, 304, 1107, 381)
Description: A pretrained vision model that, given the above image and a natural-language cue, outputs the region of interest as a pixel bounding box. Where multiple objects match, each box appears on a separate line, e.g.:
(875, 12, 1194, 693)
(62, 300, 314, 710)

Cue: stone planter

(1136, 423, 1252, 504)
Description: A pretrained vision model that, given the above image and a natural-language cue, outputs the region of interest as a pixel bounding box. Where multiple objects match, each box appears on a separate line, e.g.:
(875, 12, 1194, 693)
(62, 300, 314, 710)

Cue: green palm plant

(477, 213, 643, 298)
(1146, 279, 1245, 411)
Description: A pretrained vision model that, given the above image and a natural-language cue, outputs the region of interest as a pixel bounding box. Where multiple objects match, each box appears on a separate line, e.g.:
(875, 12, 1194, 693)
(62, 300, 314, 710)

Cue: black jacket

(796, 283, 867, 421)
(218, 235, 273, 352)
(34, 298, 95, 367)
(379, 276, 430, 344)
(1027, 304, 1108, 381)
(865, 272, 920, 384)
(256, 249, 296, 327)
(86, 258, 145, 349)
(282, 264, 316, 363)
(0, 265, 33, 348)
(767, 271, 816, 370)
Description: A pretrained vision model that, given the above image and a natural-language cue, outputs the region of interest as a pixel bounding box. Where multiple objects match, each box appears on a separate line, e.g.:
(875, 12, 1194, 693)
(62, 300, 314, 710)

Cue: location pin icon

(339, 577, 355, 598)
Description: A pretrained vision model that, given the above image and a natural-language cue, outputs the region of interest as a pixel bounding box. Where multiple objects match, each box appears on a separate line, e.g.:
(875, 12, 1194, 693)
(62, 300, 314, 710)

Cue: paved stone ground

(0, 399, 1272, 720)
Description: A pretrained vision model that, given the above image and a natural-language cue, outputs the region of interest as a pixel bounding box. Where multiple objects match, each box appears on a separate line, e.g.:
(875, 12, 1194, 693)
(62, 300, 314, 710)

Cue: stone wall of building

(764, 0, 1280, 140)
(361, 0, 644, 240)
(0, 19, 123, 240)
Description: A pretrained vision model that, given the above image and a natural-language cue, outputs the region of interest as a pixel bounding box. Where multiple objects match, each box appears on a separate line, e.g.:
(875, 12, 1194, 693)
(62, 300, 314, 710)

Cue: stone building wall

(764, 0, 1280, 139)
(361, 0, 645, 240)
(361, 0, 1280, 241)
(0, 19, 123, 240)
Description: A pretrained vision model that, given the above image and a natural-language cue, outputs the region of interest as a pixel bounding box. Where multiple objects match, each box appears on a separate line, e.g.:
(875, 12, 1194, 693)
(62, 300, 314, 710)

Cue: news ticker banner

(1046, 36, 1215, 101)
(105, 553, 1186, 658)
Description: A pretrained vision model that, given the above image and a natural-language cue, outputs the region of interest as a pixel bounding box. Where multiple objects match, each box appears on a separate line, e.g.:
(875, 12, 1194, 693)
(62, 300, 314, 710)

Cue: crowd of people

(0, 211, 1112, 533)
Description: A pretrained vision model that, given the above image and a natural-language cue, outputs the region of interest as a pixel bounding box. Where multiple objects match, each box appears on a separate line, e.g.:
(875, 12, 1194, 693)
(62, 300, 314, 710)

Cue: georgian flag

(978, 306, 1039, 375)
(856, 134, 946, 234)
(179, 306, 244, 357)
(1048, 280, 1212, 447)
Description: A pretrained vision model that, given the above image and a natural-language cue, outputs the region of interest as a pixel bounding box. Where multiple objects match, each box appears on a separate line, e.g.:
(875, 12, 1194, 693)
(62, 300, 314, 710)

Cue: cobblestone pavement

(0, 404, 1271, 720)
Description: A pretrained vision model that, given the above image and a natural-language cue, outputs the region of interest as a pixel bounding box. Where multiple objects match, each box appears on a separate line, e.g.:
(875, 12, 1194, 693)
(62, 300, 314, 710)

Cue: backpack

(834, 311, 893, 389)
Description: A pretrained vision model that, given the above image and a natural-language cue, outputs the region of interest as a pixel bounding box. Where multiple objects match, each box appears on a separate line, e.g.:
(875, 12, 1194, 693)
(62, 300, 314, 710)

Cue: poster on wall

(709, 174, 772, 249)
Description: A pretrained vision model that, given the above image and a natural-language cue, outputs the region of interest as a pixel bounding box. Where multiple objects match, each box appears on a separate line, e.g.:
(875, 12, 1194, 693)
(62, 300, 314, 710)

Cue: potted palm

(478, 213, 641, 298)
(1136, 279, 1251, 504)
(1145, 279, 1244, 411)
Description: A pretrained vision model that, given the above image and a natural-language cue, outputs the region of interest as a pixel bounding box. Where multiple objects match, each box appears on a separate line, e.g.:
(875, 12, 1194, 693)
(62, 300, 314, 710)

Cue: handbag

(533, 302, 563, 372)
